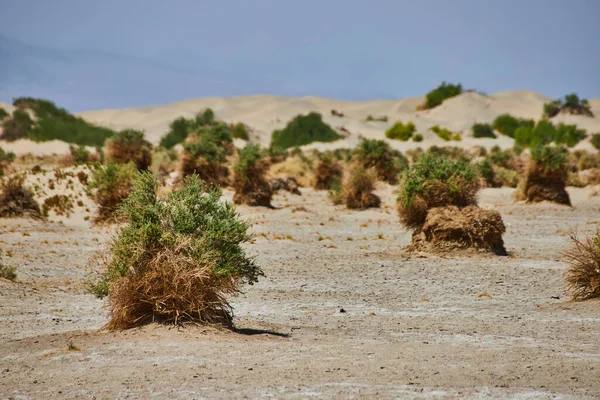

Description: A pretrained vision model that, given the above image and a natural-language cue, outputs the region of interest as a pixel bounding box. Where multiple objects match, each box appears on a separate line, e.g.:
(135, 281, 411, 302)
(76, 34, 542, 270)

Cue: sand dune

(1, 91, 600, 155)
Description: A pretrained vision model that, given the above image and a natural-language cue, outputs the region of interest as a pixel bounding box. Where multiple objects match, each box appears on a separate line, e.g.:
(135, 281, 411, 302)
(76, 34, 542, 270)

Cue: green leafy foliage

(365, 115, 388, 122)
(515, 120, 587, 148)
(472, 123, 496, 139)
(231, 123, 249, 140)
(530, 145, 569, 171)
(107, 129, 153, 170)
(353, 138, 408, 184)
(3, 98, 116, 146)
(159, 108, 225, 149)
(271, 112, 342, 150)
(0, 108, 8, 121)
(492, 114, 534, 138)
(385, 121, 416, 141)
(413, 133, 424, 142)
(421, 81, 463, 110)
(591, 133, 600, 151)
(89, 162, 138, 223)
(429, 125, 455, 141)
(543, 94, 593, 118)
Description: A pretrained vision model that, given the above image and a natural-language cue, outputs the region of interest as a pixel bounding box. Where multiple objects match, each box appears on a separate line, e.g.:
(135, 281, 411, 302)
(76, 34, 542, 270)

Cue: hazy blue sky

(1, 0, 599, 104)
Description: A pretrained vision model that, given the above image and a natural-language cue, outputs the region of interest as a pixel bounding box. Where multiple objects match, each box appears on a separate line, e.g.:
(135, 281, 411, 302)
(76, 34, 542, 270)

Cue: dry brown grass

(562, 230, 600, 301)
(522, 161, 571, 206)
(233, 159, 273, 207)
(343, 167, 380, 210)
(106, 130, 153, 171)
(178, 151, 230, 188)
(313, 157, 343, 190)
(0, 174, 42, 218)
(106, 245, 238, 330)
(409, 205, 507, 255)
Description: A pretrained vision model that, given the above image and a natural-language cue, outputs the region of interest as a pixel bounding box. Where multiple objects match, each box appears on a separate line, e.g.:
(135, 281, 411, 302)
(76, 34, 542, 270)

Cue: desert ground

(1, 178, 599, 399)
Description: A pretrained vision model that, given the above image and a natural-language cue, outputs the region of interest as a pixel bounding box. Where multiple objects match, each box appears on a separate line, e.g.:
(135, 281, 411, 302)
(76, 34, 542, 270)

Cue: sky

(0, 0, 599, 107)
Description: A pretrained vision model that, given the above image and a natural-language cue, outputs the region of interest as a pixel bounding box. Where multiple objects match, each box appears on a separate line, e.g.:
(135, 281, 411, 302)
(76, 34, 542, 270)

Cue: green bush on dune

(0, 108, 9, 121)
(159, 109, 219, 149)
(543, 93, 593, 119)
(270, 112, 343, 150)
(385, 121, 416, 141)
(419, 81, 463, 110)
(0, 98, 117, 147)
(515, 120, 587, 148)
(472, 123, 497, 139)
(492, 114, 534, 138)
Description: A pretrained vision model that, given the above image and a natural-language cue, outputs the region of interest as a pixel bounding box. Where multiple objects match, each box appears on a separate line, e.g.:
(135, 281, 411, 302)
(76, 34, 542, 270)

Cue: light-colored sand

(2, 91, 600, 156)
(1, 185, 600, 398)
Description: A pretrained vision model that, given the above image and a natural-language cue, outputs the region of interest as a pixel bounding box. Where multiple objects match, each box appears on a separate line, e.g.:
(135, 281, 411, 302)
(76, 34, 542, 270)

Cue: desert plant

(0, 108, 8, 121)
(353, 138, 408, 184)
(575, 151, 600, 171)
(232, 143, 272, 207)
(106, 129, 153, 171)
(0, 174, 42, 218)
(543, 94, 594, 119)
(520, 145, 571, 205)
(430, 125, 454, 141)
(591, 134, 600, 151)
(492, 114, 534, 138)
(159, 108, 220, 149)
(231, 122, 249, 140)
(413, 134, 424, 142)
(9, 98, 116, 146)
(0, 109, 34, 142)
(270, 112, 343, 150)
(342, 167, 380, 210)
(42, 194, 74, 217)
(0, 249, 17, 281)
(562, 230, 600, 300)
(89, 162, 137, 223)
(313, 152, 344, 190)
(420, 81, 463, 110)
(179, 133, 230, 187)
(0, 147, 16, 176)
(472, 123, 496, 139)
(495, 167, 520, 188)
(396, 154, 480, 230)
(385, 121, 416, 141)
(67, 145, 92, 166)
(97, 172, 262, 330)
(365, 115, 388, 122)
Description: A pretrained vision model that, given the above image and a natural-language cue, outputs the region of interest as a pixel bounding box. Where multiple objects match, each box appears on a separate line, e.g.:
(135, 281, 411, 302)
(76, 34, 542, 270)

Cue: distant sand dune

(1, 91, 599, 155)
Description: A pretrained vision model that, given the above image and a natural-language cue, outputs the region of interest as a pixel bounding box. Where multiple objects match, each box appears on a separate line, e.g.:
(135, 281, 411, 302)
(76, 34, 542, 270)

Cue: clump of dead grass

(313, 152, 343, 190)
(562, 229, 600, 300)
(106, 129, 153, 171)
(339, 166, 380, 210)
(233, 143, 273, 207)
(0, 174, 42, 218)
(89, 162, 137, 223)
(96, 173, 262, 330)
(520, 145, 571, 206)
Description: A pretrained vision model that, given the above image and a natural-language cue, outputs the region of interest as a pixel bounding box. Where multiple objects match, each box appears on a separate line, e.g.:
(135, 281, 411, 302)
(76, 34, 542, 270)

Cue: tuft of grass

(342, 167, 380, 210)
(0, 249, 17, 281)
(396, 154, 480, 230)
(562, 230, 600, 300)
(413, 133, 424, 142)
(271, 112, 343, 150)
(96, 172, 263, 330)
(520, 145, 571, 205)
(106, 129, 153, 171)
(0, 147, 16, 177)
(313, 152, 343, 190)
(0, 174, 42, 219)
(385, 121, 416, 141)
(66, 341, 81, 351)
(429, 125, 455, 141)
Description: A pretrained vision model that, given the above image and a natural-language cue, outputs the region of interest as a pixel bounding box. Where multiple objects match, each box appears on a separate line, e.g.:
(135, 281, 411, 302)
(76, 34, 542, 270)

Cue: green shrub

(270, 112, 342, 150)
(0, 109, 34, 142)
(421, 81, 463, 110)
(365, 115, 388, 122)
(0, 249, 17, 281)
(543, 94, 593, 118)
(430, 125, 453, 141)
(427, 146, 472, 161)
(231, 123, 249, 140)
(159, 108, 221, 149)
(96, 172, 262, 329)
(492, 114, 534, 138)
(413, 134, 424, 142)
(342, 167, 381, 209)
(69, 145, 91, 165)
(89, 162, 137, 223)
(495, 167, 519, 188)
(386, 121, 416, 141)
(0, 174, 42, 219)
(472, 123, 496, 139)
(107, 129, 153, 171)
(353, 138, 408, 184)
(515, 120, 587, 148)
(591, 134, 600, 151)
(530, 145, 569, 172)
(396, 154, 480, 229)
(7, 98, 116, 146)
(0, 108, 8, 121)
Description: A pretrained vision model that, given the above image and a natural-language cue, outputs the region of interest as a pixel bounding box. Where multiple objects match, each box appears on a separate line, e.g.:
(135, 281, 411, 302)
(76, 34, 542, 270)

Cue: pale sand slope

(2, 92, 600, 155)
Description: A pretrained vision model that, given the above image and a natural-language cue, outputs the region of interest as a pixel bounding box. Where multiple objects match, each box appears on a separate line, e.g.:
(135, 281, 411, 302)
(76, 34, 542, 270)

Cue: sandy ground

(1, 183, 600, 399)
(3, 91, 600, 156)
